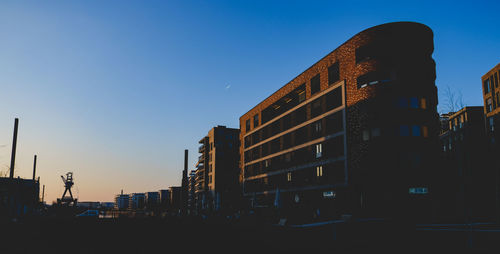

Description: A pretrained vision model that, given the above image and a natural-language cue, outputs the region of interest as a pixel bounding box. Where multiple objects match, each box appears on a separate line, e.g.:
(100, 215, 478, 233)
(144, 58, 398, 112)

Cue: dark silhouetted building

(239, 22, 440, 223)
(0, 177, 40, 219)
(169, 186, 181, 214)
(195, 126, 240, 214)
(129, 193, 145, 210)
(115, 193, 130, 210)
(439, 107, 495, 222)
(481, 62, 500, 222)
(187, 170, 196, 214)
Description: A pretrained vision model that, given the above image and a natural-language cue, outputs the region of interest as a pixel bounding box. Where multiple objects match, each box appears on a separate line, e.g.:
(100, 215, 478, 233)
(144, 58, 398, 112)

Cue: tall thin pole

(9, 118, 19, 179)
(42, 185, 45, 203)
(32, 155, 37, 180)
(182, 149, 188, 215)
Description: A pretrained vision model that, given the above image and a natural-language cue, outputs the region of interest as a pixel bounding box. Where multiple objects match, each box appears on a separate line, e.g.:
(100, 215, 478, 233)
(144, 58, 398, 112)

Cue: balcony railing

(199, 144, 205, 153)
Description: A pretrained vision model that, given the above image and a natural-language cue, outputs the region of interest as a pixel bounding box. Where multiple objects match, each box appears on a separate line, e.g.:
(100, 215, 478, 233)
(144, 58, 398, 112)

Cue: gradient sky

(1, 0, 499, 202)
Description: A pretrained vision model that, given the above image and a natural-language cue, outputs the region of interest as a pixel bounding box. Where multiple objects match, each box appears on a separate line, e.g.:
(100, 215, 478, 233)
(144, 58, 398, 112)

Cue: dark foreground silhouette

(1, 216, 499, 254)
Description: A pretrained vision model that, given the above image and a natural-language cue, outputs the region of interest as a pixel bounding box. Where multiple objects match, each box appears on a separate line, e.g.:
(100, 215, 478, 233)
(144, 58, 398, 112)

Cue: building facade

(0, 177, 40, 219)
(239, 22, 440, 222)
(129, 193, 145, 210)
(439, 107, 495, 221)
(115, 194, 130, 210)
(481, 63, 500, 222)
(195, 126, 240, 214)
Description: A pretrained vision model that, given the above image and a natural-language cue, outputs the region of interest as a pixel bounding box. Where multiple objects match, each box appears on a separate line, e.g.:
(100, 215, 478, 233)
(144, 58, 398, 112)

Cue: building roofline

(239, 21, 432, 120)
(481, 62, 500, 79)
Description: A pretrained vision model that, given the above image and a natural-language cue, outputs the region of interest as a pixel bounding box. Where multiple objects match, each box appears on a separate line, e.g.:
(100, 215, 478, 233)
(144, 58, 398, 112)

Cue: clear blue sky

(0, 0, 499, 202)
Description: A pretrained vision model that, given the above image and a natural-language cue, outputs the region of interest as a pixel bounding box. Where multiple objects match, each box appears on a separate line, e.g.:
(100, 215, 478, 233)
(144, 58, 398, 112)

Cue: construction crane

(57, 172, 77, 206)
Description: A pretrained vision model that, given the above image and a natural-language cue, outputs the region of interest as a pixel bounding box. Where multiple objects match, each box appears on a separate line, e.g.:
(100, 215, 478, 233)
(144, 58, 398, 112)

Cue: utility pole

(9, 118, 19, 179)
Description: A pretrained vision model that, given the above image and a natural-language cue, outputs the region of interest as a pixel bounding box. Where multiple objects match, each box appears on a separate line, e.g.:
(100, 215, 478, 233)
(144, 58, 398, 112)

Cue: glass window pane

(399, 125, 410, 136)
(410, 97, 419, 108)
(412, 125, 421, 136)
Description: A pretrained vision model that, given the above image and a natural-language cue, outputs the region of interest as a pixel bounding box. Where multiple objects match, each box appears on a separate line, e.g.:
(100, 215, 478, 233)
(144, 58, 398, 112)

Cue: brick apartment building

(239, 22, 440, 222)
(439, 107, 495, 222)
(195, 126, 240, 214)
(481, 63, 500, 221)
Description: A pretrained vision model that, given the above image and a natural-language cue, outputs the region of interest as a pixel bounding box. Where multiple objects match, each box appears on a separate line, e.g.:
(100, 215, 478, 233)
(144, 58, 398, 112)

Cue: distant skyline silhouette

(0, 0, 499, 202)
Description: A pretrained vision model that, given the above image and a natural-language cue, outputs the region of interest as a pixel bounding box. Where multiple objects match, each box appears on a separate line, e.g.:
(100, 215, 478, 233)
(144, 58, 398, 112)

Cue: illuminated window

(316, 166, 323, 177)
(287, 172, 292, 182)
(422, 126, 428, 137)
(362, 130, 370, 141)
(420, 98, 427, 109)
(315, 143, 323, 158)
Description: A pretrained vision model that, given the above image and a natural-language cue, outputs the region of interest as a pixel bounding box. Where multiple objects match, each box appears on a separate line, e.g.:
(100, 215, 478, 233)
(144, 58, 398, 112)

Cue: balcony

(198, 154, 205, 163)
(199, 144, 205, 153)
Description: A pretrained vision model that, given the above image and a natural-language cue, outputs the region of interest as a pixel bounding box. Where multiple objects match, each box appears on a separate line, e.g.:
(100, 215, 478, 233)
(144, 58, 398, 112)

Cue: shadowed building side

(239, 22, 440, 223)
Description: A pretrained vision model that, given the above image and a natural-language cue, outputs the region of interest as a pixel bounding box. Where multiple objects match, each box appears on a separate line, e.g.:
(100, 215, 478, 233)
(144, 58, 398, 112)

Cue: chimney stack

(9, 118, 19, 179)
(32, 155, 37, 180)
(181, 149, 188, 214)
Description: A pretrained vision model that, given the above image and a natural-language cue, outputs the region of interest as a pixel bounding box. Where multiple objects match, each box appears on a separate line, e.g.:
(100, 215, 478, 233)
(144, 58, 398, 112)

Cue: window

(484, 79, 491, 94)
(488, 117, 494, 132)
(411, 125, 421, 136)
(210, 142, 213, 151)
(371, 128, 381, 137)
(487, 98, 493, 113)
(362, 130, 370, 141)
(494, 72, 499, 88)
(287, 172, 292, 182)
(245, 119, 251, 132)
(397, 98, 408, 108)
(314, 121, 322, 133)
(209, 164, 212, 172)
(356, 71, 390, 89)
(326, 87, 342, 110)
(311, 98, 323, 117)
(315, 143, 323, 158)
(326, 111, 343, 135)
(264, 159, 270, 168)
(420, 98, 427, 109)
(316, 166, 323, 177)
(328, 62, 340, 85)
(410, 97, 419, 109)
(422, 126, 429, 137)
(311, 74, 321, 95)
(399, 125, 410, 136)
(253, 114, 259, 128)
(355, 44, 377, 63)
(298, 90, 306, 103)
(409, 187, 428, 194)
(284, 153, 291, 163)
(209, 175, 212, 184)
